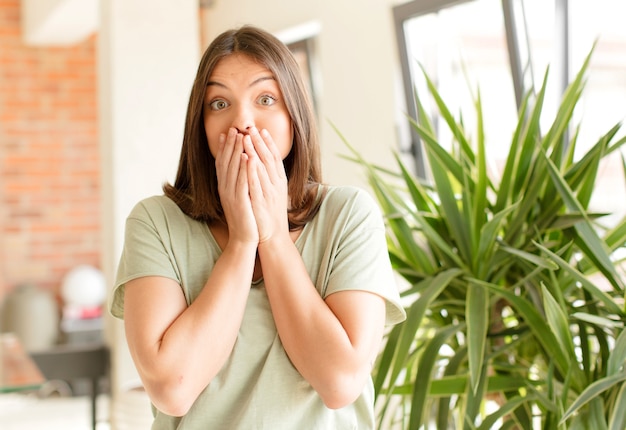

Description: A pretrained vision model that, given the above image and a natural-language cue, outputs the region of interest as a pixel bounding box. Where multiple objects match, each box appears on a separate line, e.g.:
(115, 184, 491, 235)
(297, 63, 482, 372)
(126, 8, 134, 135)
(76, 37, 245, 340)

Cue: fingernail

(219, 133, 225, 144)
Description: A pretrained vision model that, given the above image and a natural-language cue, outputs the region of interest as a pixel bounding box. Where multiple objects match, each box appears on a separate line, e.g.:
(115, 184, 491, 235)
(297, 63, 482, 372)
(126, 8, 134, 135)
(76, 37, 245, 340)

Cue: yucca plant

(340, 48, 626, 429)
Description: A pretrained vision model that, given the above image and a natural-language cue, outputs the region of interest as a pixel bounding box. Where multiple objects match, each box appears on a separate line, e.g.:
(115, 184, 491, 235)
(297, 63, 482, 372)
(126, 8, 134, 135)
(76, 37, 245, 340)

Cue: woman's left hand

(243, 127, 290, 243)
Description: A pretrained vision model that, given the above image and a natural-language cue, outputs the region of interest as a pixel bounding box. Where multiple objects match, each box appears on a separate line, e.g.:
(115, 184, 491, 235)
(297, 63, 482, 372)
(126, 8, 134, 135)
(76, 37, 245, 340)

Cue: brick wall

(0, 0, 100, 302)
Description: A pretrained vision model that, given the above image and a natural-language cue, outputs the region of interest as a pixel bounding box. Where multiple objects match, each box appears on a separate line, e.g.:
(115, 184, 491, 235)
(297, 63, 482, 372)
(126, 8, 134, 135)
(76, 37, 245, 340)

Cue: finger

(242, 133, 259, 159)
(237, 152, 249, 197)
(219, 128, 237, 163)
(261, 129, 288, 186)
(250, 128, 285, 184)
(214, 133, 226, 172)
(246, 146, 265, 203)
(260, 128, 283, 161)
(249, 127, 275, 166)
(218, 132, 244, 200)
(226, 133, 244, 186)
(216, 128, 237, 178)
(215, 133, 230, 195)
(243, 134, 270, 191)
(215, 132, 226, 156)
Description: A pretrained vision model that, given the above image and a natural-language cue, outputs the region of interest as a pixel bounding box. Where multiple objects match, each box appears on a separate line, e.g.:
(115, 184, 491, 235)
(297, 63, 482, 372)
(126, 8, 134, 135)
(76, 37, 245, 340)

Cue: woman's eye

(258, 95, 277, 106)
(209, 99, 229, 110)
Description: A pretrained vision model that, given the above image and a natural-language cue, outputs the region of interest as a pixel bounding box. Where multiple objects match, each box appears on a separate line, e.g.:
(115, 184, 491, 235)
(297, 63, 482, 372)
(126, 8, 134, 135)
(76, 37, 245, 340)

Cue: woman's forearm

(124, 240, 257, 416)
(258, 235, 385, 409)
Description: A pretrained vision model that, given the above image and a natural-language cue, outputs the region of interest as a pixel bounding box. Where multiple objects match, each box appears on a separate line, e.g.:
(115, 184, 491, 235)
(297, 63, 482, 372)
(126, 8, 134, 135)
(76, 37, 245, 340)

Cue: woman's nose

(235, 125, 252, 134)
(232, 105, 254, 134)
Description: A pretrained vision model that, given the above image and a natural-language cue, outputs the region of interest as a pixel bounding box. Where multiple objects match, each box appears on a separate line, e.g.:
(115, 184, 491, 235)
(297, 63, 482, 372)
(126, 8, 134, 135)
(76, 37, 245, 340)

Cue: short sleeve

(324, 188, 406, 326)
(109, 198, 181, 319)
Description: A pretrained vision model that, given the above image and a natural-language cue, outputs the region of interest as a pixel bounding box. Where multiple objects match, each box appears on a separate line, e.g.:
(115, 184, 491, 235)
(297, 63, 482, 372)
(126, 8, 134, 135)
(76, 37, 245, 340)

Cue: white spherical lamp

(61, 265, 107, 308)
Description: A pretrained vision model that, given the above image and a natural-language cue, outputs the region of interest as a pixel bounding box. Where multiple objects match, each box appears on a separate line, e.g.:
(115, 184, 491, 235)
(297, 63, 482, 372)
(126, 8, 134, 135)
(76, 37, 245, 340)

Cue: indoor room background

(1, 0, 625, 428)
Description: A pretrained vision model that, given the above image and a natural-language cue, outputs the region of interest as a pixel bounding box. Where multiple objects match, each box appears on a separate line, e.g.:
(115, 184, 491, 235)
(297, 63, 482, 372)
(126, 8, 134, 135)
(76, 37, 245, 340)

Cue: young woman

(110, 25, 405, 429)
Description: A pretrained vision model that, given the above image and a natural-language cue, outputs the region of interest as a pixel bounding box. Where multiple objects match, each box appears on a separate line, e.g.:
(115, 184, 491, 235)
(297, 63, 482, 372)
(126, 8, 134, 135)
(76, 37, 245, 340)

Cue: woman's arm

(123, 239, 256, 417)
(243, 127, 387, 408)
(124, 129, 260, 416)
(124, 239, 256, 416)
(258, 236, 386, 409)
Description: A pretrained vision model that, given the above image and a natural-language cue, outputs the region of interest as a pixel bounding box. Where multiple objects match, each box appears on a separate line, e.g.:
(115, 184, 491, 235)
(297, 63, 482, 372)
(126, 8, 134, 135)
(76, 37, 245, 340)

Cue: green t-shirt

(110, 185, 406, 429)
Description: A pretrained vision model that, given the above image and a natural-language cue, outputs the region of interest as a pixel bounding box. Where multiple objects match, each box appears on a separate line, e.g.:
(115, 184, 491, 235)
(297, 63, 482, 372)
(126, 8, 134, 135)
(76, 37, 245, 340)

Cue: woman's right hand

(215, 127, 258, 245)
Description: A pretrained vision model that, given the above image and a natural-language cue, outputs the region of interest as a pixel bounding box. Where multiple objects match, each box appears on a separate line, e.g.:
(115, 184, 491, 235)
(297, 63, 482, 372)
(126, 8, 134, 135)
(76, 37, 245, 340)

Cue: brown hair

(163, 25, 324, 229)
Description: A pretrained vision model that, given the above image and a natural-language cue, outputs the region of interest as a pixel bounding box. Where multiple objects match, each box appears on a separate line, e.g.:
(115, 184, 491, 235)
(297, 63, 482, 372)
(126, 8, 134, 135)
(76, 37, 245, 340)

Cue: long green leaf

(475, 205, 518, 279)
(436, 347, 467, 429)
(373, 317, 403, 394)
(499, 244, 559, 270)
(394, 152, 432, 213)
(603, 214, 626, 253)
(609, 381, 626, 430)
(533, 242, 623, 315)
(418, 63, 474, 164)
(542, 43, 594, 153)
(607, 328, 626, 376)
(477, 395, 534, 430)
(464, 361, 489, 430)
(387, 269, 463, 397)
(471, 89, 488, 273)
(391, 189, 468, 270)
(428, 374, 539, 396)
(561, 372, 626, 424)
(565, 124, 618, 207)
(571, 312, 624, 330)
(512, 69, 549, 197)
(425, 141, 473, 263)
(467, 282, 488, 393)
(337, 128, 447, 281)
(471, 278, 571, 377)
(409, 324, 462, 429)
(369, 173, 430, 269)
(494, 91, 529, 212)
(587, 397, 609, 430)
(542, 284, 579, 372)
(542, 150, 625, 292)
(409, 120, 465, 186)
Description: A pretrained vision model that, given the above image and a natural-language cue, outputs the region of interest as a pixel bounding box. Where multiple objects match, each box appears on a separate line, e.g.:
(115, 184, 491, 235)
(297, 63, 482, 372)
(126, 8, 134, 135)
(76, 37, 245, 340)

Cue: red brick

(0, 0, 101, 300)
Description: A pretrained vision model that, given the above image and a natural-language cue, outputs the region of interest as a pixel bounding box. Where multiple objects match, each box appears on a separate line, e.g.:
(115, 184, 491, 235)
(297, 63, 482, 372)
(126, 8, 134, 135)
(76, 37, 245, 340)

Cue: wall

(0, 0, 100, 302)
(98, 0, 201, 394)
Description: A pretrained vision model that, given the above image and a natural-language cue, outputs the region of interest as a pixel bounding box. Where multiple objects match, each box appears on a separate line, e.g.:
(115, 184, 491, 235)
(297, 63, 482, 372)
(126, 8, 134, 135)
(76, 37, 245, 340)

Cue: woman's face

(203, 53, 293, 159)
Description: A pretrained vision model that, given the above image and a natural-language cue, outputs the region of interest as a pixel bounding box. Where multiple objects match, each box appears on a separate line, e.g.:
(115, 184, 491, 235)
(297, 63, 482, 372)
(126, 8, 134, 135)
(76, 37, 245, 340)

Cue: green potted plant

(341, 49, 626, 429)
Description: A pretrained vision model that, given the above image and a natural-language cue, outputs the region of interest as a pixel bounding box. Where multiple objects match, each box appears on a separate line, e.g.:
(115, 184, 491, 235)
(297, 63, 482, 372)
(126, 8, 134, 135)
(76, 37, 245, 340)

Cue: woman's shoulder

(316, 185, 384, 232)
(322, 185, 380, 214)
(127, 195, 193, 227)
(129, 195, 181, 215)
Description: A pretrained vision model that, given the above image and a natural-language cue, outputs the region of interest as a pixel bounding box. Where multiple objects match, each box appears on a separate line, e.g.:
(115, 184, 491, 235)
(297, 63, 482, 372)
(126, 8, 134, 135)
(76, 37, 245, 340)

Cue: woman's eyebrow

(206, 80, 226, 88)
(206, 75, 275, 89)
(249, 76, 275, 87)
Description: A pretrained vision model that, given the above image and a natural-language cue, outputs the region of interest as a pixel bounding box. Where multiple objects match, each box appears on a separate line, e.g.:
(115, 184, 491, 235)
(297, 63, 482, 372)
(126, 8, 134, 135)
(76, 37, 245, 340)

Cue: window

(287, 38, 319, 114)
(276, 21, 322, 115)
(394, 0, 626, 222)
